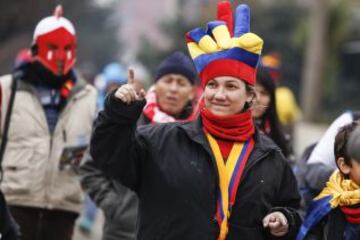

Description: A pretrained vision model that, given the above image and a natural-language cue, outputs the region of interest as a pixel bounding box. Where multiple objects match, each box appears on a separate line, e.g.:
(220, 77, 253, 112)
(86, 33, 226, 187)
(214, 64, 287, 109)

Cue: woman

(90, 1, 301, 239)
(252, 67, 292, 159)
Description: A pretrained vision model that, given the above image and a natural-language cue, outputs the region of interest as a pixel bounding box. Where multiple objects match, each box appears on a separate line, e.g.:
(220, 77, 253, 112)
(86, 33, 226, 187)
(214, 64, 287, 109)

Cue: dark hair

(243, 84, 255, 111)
(334, 121, 359, 167)
(255, 67, 289, 157)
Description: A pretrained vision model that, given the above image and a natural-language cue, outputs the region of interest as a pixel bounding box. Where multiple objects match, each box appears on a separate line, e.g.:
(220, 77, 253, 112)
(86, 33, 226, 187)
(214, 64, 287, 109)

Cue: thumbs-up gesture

(114, 68, 146, 104)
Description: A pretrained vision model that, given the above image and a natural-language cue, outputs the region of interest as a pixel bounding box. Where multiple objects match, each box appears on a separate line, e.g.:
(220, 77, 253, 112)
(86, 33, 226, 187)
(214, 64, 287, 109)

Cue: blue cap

(103, 63, 127, 86)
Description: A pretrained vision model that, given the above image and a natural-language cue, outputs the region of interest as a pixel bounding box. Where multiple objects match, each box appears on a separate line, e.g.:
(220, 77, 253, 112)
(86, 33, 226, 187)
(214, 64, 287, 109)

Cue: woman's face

(252, 83, 271, 118)
(204, 76, 253, 116)
(155, 74, 195, 116)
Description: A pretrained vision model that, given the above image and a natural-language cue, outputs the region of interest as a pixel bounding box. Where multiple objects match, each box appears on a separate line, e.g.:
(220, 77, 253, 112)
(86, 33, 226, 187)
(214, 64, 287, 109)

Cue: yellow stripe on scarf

(315, 170, 360, 208)
(207, 133, 244, 240)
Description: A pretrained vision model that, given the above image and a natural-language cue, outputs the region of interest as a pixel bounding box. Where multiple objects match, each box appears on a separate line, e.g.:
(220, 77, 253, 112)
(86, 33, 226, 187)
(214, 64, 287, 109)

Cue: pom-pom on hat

(155, 51, 197, 85)
(186, 1, 263, 88)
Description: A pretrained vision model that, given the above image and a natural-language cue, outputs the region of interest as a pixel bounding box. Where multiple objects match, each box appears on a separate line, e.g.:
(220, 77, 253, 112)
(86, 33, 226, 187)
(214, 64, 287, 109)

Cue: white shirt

(307, 112, 354, 168)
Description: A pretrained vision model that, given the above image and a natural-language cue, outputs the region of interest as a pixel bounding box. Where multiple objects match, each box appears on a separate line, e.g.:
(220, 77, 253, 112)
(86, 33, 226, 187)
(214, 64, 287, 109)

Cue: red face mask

(34, 27, 76, 76)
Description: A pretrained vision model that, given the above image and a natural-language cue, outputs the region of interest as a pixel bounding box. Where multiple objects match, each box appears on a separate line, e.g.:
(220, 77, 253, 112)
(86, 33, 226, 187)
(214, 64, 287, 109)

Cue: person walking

(90, 1, 301, 239)
(0, 5, 97, 240)
(80, 52, 198, 239)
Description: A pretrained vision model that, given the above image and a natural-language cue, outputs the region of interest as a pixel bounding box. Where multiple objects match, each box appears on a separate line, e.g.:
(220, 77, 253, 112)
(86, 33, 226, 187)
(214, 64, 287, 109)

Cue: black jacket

(304, 207, 360, 240)
(0, 191, 19, 240)
(90, 94, 302, 240)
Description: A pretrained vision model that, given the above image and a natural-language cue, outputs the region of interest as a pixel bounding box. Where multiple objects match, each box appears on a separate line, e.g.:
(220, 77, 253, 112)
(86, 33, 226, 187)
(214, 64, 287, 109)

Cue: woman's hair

(255, 67, 289, 157)
(243, 84, 256, 111)
(334, 121, 359, 166)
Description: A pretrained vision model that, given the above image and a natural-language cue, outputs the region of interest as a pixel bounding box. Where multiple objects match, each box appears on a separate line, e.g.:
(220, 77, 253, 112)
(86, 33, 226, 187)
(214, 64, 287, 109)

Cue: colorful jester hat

(186, 1, 263, 88)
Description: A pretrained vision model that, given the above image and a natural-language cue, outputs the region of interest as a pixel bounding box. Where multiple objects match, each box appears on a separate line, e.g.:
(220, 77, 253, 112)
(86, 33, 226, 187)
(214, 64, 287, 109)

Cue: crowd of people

(0, 1, 359, 240)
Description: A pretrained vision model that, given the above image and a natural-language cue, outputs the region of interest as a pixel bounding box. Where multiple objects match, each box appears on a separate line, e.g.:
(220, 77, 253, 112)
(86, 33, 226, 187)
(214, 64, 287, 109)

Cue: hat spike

(53, 5, 64, 19)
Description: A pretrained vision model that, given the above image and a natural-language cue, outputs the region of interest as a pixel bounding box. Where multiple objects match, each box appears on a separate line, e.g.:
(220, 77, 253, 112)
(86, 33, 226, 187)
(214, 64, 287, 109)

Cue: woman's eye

(226, 84, 237, 89)
(207, 82, 216, 88)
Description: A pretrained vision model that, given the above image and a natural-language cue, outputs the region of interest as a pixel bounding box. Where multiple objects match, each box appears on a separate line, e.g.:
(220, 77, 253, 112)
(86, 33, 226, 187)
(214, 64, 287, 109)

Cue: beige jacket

(0, 73, 97, 214)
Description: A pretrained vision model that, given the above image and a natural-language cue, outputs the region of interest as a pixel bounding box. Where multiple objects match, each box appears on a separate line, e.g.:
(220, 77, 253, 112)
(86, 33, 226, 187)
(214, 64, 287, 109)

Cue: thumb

(128, 68, 135, 85)
(138, 89, 146, 99)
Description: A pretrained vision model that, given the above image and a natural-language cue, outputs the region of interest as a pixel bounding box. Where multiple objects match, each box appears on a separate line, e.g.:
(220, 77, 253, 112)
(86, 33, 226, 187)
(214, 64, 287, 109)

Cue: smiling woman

(204, 76, 255, 116)
(90, 1, 302, 239)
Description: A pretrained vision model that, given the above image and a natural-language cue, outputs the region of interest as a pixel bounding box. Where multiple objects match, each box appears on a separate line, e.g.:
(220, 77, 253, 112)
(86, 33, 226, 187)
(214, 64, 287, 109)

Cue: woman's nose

(213, 87, 226, 99)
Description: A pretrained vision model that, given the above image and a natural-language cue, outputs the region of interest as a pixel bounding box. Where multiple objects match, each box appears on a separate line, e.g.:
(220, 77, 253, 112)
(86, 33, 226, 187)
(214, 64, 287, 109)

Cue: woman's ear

(246, 91, 256, 105)
(336, 157, 351, 175)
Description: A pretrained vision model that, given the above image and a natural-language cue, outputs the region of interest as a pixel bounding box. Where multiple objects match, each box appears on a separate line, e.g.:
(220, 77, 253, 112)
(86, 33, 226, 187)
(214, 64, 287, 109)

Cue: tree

(300, 0, 329, 121)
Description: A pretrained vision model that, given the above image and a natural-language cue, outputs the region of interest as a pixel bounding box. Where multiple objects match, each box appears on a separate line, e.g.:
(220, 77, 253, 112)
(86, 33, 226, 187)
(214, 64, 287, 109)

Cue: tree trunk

(300, 0, 328, 121)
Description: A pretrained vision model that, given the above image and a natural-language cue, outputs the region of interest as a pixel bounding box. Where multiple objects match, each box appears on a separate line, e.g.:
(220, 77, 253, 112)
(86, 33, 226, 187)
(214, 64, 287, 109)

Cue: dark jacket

(304, 207, 360, 240)
(0, 191, 20, 240)
(80, 154, 138, 240)
(90, 93, 302, 240)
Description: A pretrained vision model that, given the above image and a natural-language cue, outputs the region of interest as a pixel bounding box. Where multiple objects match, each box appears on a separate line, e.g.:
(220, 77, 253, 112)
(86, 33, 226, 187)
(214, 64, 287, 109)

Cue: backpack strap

(0, 75, 18, 182)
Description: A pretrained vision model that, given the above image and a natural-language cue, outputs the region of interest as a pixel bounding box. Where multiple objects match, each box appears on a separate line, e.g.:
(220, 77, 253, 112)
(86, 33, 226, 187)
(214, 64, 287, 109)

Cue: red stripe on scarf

(229, 139, 254, 205)
(341, 206, 360, 224)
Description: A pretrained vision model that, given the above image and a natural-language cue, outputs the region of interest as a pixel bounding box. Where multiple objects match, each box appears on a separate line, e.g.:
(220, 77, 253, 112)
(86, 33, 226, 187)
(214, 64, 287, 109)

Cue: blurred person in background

(13, 48, 32, 69)
(252, 67, 293, 163)
(0, 6, 97, 240)
(94, 62, 128, 110)
(297, 122, 360, 240)
(89, 2, 301, 239)
(261, 52, 301, 141)
(79, 52, 197, 240)
(138, 51, 198, 124)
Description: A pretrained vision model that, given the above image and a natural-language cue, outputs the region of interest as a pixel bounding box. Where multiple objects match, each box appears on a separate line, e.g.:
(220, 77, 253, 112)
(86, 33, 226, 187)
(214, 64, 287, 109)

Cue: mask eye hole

(47, 44, 58, 50)
(64, 44, 72, 51)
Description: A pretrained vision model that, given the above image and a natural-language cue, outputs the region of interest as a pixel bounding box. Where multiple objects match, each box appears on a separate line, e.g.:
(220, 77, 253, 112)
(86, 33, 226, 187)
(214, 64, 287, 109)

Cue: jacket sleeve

(90, 91, 147, 192)
(268, 150, 303, 240)
(79, 152, 121, 213)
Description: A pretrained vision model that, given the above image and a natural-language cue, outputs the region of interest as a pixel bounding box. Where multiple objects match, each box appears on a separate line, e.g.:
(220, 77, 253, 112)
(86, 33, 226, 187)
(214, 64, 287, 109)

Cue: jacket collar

(179, 117, 278, 173)
(16, 69, 89, 103)
(179, 117, 275, 154)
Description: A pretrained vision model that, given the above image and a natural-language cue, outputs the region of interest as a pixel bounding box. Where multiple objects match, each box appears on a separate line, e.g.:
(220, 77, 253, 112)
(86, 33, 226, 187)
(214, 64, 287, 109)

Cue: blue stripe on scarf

(296, 195, 333, 240)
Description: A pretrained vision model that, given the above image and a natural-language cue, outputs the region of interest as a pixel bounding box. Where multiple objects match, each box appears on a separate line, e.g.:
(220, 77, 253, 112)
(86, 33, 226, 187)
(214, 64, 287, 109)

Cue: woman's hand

(114, 68, 146, 104)
(262, 211, 289, 237)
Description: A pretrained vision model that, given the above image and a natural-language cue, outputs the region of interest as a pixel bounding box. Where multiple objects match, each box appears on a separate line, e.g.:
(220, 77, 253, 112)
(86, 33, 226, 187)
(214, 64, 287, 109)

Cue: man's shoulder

(0, 74, 13, 88)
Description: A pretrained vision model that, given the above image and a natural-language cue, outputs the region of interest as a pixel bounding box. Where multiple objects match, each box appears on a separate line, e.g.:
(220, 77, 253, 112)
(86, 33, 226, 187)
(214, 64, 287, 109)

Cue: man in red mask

(0, 5, 97, 240)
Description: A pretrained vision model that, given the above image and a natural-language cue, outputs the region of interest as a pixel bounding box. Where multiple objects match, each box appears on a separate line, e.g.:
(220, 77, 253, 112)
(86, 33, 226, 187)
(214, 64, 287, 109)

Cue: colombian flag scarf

(296, 170, 360, 240)
(202, 108, 255, 239)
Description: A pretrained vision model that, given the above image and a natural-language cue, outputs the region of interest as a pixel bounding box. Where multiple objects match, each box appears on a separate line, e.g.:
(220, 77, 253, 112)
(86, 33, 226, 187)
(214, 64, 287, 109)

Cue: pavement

(72, 120, 329, 240)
